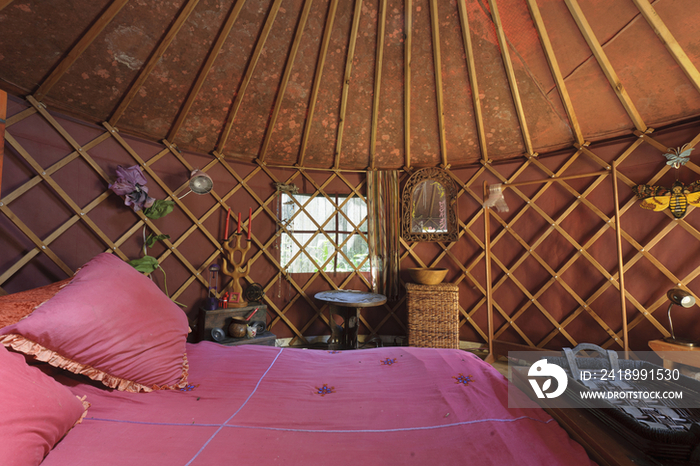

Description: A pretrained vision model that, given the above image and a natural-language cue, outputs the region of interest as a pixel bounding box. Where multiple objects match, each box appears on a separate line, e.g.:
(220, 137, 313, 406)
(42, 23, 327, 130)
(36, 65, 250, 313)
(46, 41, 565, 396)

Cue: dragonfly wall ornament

(633, 144, 700, 219)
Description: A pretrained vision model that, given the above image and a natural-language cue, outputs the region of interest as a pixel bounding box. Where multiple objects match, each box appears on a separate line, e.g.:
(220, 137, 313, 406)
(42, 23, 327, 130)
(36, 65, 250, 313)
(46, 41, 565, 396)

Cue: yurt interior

(3, 0, 700, 464)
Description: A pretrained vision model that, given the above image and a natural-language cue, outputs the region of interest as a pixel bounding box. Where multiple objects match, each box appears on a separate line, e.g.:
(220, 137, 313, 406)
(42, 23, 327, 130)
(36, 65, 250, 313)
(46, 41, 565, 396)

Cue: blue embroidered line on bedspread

(184, 346, 285, 466)
(84, 415, 555, 433)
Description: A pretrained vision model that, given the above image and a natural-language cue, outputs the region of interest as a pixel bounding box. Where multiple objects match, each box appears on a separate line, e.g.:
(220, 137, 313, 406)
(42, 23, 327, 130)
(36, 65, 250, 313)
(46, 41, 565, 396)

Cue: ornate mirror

(401, 167, 458, 242)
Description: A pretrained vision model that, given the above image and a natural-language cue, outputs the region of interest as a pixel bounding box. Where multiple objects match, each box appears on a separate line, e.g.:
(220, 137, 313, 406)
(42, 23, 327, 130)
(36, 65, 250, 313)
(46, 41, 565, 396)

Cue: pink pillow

(0, 345, 89, 466)
(1, 253, 189, 392)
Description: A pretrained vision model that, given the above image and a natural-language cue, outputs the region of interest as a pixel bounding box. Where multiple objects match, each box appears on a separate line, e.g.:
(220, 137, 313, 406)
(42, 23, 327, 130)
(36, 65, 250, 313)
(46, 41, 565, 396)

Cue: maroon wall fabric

(2, 95, 700, 351)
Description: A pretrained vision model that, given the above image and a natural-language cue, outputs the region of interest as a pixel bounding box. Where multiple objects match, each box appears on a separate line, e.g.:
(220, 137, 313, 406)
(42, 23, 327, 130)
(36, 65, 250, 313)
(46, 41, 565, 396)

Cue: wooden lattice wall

(3, 95, 700, 351)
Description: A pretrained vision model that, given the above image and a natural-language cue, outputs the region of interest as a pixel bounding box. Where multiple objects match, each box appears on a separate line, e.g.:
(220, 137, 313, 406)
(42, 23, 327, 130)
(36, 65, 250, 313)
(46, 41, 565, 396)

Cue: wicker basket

(406, 282, 459, 349)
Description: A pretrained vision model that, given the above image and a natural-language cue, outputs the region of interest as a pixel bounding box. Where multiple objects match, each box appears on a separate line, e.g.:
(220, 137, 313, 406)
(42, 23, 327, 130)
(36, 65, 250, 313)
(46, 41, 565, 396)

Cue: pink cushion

(0, 344, 89, 466)
(1, 253, 189, 392)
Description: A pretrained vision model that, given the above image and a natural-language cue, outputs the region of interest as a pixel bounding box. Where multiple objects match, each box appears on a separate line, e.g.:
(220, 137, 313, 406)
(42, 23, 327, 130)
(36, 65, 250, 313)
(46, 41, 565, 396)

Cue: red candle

(237, 212, 241, 234)
(225, 208, 231, 239)
(248, 207, 252, 240)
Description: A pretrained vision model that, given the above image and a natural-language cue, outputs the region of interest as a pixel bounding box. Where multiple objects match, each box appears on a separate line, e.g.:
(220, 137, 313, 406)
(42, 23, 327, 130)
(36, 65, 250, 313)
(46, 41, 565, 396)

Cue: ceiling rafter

(0, 0, 13, 13)
(429, 0, 448, 168)
(259, 0, 314, 163)
(564, 0, 648, 133)
(216, 0, 283, 154)
(487, 0, 534, 156)
(404, 0, 413, 169)
(456, 0, 488, 163)
(525, 0, 584, 146)
(109, 0, 201, 126)
(631, 0, 700, 96)
(297, 0, 339, 167)
(167, 0, 247, 142)
(34, 0, 129, 102)
(369, 0, 387, 170)
(334, 0, 364, 170)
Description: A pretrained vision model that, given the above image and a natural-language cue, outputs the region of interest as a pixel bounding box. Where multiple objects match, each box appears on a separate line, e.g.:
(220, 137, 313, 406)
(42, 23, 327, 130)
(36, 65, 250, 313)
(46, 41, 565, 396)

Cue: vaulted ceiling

(1, 0, 700, 170)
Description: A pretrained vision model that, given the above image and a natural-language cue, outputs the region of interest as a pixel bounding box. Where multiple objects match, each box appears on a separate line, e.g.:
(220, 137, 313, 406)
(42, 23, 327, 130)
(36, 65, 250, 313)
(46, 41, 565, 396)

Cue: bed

(0, 253, 596, 465)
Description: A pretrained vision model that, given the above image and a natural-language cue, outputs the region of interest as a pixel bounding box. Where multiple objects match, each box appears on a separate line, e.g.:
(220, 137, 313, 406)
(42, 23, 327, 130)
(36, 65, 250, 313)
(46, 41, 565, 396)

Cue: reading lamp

(665, 288, 698, 346)
(178, 169, 213, 199)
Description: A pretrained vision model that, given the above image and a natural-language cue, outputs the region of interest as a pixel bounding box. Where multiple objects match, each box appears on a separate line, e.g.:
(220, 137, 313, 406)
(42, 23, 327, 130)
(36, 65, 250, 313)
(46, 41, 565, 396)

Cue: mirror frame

(401, 167, 458, 242)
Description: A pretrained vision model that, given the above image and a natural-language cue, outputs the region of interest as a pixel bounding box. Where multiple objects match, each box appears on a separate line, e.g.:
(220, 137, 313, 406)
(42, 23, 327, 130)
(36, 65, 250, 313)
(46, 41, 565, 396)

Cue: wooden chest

(197, 305, 274, 346)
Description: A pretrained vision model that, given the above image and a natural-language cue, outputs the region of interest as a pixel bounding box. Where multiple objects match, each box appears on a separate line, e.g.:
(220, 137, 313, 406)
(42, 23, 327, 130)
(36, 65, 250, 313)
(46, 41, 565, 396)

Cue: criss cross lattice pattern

(2, 95, 700, 351)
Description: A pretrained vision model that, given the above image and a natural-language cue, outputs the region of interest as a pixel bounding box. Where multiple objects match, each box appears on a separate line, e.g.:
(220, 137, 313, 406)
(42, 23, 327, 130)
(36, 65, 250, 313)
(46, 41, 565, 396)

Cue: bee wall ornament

(633, 180, 700, 219)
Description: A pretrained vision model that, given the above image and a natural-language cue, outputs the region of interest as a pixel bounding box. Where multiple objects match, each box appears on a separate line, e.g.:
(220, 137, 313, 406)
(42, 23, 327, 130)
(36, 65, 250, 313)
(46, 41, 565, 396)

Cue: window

(280, 193, 369, 273)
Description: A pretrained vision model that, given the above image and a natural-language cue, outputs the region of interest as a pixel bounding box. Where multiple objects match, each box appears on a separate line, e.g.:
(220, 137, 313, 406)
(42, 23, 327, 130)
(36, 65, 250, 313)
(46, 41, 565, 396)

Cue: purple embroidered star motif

(380, 358, 397, 366)
(453, 374, 474, 385)
(316, 384, 335, 396)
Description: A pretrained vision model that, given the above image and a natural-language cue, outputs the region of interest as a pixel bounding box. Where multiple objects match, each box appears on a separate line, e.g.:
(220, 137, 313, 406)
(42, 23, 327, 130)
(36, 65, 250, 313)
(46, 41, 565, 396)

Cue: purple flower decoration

(109, 165, 155, 212)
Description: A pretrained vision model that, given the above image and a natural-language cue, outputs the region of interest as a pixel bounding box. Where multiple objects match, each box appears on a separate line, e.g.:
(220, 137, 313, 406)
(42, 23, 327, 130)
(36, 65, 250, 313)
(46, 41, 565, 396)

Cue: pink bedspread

(43, 343, 595, 465)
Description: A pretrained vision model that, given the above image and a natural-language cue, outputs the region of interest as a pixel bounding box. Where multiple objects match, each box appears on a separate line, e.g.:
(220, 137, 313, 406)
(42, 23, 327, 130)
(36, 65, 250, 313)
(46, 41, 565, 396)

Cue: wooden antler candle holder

(222, 233, 251, 308)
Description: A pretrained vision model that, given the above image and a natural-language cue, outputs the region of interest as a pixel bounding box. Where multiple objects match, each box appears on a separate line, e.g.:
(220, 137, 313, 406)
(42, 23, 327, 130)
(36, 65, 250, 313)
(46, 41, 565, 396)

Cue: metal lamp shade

(665, 288, 698, 346)
(189, 169, 213, 195)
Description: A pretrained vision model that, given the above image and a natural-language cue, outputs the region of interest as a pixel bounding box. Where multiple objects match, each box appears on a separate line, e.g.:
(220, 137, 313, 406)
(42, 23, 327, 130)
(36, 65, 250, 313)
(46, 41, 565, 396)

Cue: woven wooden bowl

(407, 268, 448, 285)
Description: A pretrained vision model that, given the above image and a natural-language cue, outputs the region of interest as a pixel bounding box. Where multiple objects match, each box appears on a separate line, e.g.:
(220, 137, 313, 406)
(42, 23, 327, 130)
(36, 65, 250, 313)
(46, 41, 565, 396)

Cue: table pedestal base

(329, 305, 360, 350)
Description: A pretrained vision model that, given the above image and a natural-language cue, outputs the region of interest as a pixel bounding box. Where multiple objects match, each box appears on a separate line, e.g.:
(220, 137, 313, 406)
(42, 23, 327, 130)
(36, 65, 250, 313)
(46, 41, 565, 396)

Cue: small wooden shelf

(648, 339, 700, 369)
(197, 304, 271, 344)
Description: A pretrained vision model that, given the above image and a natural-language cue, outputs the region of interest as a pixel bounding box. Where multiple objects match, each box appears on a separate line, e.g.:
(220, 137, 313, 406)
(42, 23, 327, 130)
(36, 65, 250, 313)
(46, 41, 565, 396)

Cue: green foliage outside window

(280, 193, 369, 273)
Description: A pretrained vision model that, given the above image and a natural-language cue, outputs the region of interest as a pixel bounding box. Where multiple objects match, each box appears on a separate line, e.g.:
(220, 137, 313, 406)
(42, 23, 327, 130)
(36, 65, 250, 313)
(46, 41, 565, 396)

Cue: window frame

(279, 192, 369, 274)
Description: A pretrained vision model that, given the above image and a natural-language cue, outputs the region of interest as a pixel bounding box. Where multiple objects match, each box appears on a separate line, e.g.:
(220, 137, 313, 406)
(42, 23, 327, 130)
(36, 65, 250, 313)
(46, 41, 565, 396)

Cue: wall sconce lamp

(665, 288, 698, 346)
(179, 169, 213, 199)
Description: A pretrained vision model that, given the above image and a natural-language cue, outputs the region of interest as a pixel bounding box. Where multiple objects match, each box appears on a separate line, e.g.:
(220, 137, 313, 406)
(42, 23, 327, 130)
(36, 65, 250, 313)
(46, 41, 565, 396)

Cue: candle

(225, 208, 231, 239)
(237, 212, 241, 234)
(248, 207, 252, 240)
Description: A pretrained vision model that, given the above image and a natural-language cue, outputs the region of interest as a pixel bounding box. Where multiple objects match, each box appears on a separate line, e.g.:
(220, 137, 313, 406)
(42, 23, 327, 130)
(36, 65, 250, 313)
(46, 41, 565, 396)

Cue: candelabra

(221, 233, 251, 308)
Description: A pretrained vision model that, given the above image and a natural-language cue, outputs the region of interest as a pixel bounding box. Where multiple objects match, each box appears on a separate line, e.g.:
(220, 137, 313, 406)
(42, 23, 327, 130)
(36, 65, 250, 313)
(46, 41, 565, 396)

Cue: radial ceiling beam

(259, 0, 314, 163)
(167, 0, 247, 142)
(334, 0, 364, 170)
(109, 0, 200, 126)
(564, 0, 647, 133)
(456, 0, 488, 163)
(34, 0, 130, 102)
(217, 0, 283, 154)
(429, 0, 448, 168)
(404, 0, 413, 169)
(369, 0, 387, 170)
(487, 0, 534, 156)
(526, 0, 584, 146)
(297, 0, 339, 167)
(631, 0, 700, 96)
(0, 0, 14, 13)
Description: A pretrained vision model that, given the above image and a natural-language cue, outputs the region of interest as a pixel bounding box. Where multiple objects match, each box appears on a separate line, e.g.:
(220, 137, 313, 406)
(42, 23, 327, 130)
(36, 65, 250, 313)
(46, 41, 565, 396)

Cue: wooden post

(612, 162, 629, 356)
(0, 90, 6, 196)
(484, 181, 495, 363)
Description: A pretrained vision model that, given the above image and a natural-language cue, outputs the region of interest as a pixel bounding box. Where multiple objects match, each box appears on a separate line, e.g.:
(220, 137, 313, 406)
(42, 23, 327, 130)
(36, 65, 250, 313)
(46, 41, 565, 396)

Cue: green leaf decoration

(128, 255, 160, 274)
(143, 199, 175, 219)
(146, 233, 170, 248)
